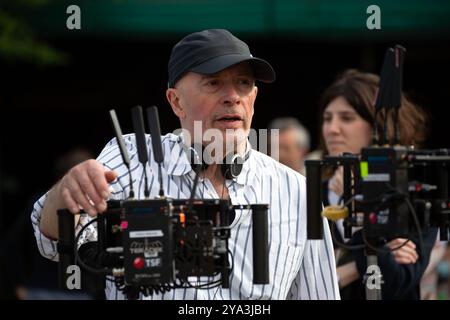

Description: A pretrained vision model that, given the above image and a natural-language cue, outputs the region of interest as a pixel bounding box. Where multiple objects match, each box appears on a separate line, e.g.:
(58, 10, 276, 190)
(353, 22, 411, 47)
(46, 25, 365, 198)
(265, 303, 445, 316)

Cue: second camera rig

(306, 45, 450, 299)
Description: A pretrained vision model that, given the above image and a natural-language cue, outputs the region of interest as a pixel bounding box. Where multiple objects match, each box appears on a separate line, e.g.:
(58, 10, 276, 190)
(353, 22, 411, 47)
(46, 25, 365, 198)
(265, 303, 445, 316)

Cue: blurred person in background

(420, 239, 448, 299)
(268, 117, 310, 175)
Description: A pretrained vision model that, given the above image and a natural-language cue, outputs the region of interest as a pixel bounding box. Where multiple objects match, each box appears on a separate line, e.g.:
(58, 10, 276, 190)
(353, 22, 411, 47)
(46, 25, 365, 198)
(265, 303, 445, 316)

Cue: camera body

(58, 198, 269, 298)
(306, 146, 450, 241)
(116, 198, 231, 286)
(359, 146, 410, 239)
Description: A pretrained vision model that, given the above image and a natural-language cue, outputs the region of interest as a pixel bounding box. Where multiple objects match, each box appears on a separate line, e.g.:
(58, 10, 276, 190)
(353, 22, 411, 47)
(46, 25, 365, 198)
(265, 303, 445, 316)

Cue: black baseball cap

(168, 29, 276, 88)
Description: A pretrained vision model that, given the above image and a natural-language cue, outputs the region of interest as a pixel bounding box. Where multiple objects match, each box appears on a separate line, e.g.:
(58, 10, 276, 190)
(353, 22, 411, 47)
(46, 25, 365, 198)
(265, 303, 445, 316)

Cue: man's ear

(166, 88, 186, 119)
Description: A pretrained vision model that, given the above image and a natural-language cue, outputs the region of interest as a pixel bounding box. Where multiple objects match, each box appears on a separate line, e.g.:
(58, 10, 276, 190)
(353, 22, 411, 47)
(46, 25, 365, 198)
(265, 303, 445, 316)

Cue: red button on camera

(133, 257, 145, 269)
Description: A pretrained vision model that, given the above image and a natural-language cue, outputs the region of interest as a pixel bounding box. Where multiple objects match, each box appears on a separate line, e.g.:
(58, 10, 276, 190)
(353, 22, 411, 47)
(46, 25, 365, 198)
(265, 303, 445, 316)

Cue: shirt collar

(165, 133, 192, 176)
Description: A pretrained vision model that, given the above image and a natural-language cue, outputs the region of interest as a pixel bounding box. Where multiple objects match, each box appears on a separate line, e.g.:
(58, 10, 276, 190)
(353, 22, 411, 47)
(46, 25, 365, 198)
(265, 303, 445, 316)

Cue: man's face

(278, 128, 307, 173)
(167, 62, 257, 151)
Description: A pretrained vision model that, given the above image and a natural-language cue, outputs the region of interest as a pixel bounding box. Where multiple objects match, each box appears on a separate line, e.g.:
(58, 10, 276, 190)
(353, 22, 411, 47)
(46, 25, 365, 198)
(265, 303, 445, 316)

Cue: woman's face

(322, 96, 372, 156)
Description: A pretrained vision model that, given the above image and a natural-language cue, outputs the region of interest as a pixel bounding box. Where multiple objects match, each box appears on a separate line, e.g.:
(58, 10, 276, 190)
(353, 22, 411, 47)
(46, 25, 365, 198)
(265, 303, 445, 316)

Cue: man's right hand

(56, 159, 117, 216)
(39, 159, 118, 239)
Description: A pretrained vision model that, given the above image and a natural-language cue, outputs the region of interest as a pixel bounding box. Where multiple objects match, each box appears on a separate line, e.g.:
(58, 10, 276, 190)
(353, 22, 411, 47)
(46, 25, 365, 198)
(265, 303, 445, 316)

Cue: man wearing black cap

(165, 29, 275, 198)
(33, 29, 339, 300)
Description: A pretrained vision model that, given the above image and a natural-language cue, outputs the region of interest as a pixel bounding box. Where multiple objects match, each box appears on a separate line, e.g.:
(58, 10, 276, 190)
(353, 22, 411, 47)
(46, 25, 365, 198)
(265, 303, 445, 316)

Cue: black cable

(329, 194, 413, 252)
(382, 182, 425, 252)
(188, 279, 223, 289)
(405, 197, 425, 256)
(74, 217, 113, 275)
(330, 221, 365, 250)
(331, 219, 412, 254)
(359, 187, 423, 255)
(189, 276, 223, 288)
(361, 230, 411, 254)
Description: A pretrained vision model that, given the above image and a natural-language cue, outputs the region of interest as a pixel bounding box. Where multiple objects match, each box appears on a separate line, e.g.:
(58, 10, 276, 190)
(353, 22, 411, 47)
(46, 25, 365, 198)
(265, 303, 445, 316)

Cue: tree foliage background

(0, 0, 67, 66)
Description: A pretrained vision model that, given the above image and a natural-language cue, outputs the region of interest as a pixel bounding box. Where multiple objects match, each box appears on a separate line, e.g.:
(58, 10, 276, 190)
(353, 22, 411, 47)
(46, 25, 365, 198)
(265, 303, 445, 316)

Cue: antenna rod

(375, 48, 395, 146)
(131, 106, 150, 197)
(393, 45, 406, 145)
(146, 106, 165, 198)
(109, 109, 134, 198)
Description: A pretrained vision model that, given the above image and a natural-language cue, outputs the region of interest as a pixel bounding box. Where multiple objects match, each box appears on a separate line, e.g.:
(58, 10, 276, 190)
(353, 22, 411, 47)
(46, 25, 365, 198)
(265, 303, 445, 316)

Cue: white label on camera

(362, 173, 390, 182)
(129, 230, 163, 238)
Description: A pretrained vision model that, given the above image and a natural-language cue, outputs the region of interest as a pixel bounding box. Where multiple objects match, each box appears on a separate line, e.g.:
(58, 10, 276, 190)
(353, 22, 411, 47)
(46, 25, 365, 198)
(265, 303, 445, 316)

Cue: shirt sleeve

(287, 217, 341, 300)
(31, 192, 59, 261)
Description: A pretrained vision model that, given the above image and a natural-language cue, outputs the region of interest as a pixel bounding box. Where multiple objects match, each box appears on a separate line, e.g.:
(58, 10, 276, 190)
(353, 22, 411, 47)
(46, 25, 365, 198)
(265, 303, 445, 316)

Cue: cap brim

(189, 54, 276, 83)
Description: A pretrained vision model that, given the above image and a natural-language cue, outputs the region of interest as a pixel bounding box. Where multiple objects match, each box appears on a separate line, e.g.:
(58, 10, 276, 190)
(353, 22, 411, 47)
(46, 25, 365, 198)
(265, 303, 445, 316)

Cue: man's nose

(221, 82, 241, 106)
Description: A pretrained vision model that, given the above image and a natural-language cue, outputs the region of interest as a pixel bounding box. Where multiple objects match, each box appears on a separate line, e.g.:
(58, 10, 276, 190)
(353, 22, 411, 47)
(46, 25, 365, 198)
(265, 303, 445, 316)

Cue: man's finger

(68, 179, 97, 216)
(61, 187, 80, 214)
(105, 170, 118, 183)
(77, 171, 105, 211)
(84, 161, 111, 200)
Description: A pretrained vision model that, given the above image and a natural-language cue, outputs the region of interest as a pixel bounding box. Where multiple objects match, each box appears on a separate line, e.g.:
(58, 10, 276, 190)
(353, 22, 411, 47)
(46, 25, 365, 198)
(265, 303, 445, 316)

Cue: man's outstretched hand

(39, 159, 118, 239)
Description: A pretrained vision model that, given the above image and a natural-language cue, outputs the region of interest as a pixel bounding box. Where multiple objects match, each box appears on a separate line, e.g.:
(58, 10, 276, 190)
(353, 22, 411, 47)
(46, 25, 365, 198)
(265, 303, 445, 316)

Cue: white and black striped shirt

(31, 133, 340, 300)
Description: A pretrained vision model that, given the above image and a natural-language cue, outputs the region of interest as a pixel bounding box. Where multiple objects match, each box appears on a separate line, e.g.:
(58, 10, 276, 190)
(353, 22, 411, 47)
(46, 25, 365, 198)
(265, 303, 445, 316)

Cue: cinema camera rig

(306, 45, 450, 299)
(57, 106, 269, 299)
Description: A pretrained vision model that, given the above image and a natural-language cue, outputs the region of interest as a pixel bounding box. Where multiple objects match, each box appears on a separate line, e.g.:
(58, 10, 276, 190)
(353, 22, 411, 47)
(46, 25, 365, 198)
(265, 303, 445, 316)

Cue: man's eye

(206, 79, 219, 86)
(238, 79, 253, 86)
(323, 116, 332, 122)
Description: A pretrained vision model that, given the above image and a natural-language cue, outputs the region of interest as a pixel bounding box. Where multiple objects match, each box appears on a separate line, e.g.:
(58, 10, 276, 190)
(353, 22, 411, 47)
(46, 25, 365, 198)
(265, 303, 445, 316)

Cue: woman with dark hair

(319, 69, 437, 299)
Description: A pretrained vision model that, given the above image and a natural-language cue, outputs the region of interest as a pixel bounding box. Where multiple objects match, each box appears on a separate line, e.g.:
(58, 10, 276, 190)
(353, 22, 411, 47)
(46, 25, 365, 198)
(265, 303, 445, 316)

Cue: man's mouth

(216, 114, 243, 122)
